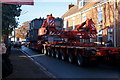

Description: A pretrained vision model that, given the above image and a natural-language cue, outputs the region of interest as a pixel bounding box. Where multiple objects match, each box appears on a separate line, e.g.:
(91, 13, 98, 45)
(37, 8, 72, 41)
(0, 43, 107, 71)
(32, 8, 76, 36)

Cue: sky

(18, 0, 76, 26)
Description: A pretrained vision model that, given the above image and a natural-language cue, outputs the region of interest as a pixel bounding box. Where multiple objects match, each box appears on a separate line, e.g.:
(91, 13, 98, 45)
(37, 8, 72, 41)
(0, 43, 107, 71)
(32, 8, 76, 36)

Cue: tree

(2, 3, 22, 35)
(2, 3, 22, 44)
(1, 3, 22, 49)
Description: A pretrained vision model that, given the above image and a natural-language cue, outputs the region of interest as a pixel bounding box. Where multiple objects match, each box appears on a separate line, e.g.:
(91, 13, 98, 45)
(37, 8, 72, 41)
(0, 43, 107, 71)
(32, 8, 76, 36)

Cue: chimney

(68, 3, 74, 9)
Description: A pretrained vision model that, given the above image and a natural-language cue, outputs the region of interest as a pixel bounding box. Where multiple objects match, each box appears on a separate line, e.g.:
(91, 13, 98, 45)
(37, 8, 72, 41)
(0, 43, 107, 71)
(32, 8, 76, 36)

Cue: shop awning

(0, 0, 34, 5)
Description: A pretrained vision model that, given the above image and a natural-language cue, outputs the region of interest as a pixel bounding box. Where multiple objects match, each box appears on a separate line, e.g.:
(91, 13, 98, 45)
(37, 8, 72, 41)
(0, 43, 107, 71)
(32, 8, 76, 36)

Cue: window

(100, 0, 111, 2)
(72, 17, 75, 30)
(79, 0, 83, 8)
(97, 30, 103, 35)
(108, 28, 113, 32)
(78, 0, 87, 8)
(97, 30, 103, 45)
(108, 28, 113, 41)
(63, 20, 68, 30)
(98, 7, 103, 26)
(82, 13, 86, 22)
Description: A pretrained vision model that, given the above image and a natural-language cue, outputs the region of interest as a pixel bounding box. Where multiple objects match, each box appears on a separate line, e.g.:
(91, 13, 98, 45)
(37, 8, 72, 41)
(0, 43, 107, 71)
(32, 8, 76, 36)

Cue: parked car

(21, 41, 25, 45)
(13, 41, 22, 48)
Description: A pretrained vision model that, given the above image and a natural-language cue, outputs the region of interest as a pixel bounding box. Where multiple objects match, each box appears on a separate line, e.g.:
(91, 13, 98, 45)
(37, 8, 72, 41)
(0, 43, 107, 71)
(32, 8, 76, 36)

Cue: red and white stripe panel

(49, 20, 55, 26)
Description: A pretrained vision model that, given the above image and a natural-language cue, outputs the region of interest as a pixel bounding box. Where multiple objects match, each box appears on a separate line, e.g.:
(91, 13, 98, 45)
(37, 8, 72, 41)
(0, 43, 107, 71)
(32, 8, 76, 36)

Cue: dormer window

(78, 0, 87, 8)
(79, 0, 84, 8)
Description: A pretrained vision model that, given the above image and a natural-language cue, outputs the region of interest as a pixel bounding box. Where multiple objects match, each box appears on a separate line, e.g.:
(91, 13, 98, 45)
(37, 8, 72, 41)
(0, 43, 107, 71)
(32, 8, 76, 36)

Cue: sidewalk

(6, 48, 53, 79)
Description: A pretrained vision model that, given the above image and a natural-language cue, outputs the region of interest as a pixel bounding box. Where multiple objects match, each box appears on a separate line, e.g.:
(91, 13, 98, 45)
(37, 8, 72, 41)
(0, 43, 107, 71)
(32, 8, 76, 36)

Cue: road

(21, 46, 120, 79)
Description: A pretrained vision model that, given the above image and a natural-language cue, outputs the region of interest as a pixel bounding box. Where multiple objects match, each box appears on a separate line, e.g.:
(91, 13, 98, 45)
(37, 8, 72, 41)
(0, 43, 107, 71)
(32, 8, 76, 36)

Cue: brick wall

(64, 1, 120, 47)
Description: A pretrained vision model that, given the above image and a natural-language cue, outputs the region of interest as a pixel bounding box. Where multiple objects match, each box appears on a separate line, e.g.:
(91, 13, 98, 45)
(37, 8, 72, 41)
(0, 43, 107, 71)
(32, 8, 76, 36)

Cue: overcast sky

(18, 0, 76, 26)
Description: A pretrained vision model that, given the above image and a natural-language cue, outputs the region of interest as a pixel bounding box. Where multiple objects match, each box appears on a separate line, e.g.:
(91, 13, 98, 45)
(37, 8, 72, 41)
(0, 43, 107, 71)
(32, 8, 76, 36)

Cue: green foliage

(2, 3, 22, 35)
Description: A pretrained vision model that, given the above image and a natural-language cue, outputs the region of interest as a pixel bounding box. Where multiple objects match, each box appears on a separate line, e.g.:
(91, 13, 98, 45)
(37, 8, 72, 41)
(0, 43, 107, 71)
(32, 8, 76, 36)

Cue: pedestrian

(0, 42, 13, 78)
(7, 40, 11, 54)
(0, 43, 7, 54)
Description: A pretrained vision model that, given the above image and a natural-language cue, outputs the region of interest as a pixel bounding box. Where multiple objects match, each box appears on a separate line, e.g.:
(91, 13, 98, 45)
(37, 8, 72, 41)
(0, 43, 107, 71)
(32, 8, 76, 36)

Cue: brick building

(62, 0, 120, 47)
(15, 21, 30, 40)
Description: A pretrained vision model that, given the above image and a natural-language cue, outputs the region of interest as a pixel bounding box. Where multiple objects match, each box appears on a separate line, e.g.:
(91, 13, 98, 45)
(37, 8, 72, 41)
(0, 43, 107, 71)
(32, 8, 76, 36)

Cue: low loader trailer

(31, 14, 120, 67)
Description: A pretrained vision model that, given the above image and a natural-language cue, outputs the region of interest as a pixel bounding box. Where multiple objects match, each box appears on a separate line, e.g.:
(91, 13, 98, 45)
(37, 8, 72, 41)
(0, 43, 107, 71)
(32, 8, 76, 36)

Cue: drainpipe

(0, 4, 2, 44)
(114, 0, 117, 47)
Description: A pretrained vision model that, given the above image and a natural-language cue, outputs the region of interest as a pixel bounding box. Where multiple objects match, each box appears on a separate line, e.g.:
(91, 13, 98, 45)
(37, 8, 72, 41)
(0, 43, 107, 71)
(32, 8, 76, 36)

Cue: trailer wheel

(44, 48, 47, 55)
(55, 50, 60, 59)
(41, 47, 44, 54)
(61, 53, 66, 61)
(47, 49, 51, 56)
(51, 49, 55, 57)
(77, 54, 84, 66)
(68, 54, 74, 63)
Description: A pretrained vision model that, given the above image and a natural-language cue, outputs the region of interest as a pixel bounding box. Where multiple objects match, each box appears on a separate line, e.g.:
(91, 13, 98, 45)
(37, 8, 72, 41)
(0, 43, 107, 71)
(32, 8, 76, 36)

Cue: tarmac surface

(6, 48, 54, 79)
(4, 47, 120, 80)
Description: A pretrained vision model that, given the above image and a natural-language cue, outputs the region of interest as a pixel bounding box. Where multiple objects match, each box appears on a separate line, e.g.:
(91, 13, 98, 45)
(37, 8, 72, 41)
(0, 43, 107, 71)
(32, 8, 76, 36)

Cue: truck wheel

(77, 54, 84, 66)
(68, 54, 74, 63)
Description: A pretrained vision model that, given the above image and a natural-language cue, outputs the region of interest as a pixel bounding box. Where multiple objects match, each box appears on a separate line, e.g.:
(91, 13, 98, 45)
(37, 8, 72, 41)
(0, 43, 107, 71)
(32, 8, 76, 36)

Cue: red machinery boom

(38, 15, 97, 46)
(37, 14, 120, 66)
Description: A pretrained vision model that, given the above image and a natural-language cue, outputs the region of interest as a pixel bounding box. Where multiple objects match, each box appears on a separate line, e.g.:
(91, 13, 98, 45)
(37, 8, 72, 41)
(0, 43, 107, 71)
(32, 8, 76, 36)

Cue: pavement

(5, 47, 55, 79)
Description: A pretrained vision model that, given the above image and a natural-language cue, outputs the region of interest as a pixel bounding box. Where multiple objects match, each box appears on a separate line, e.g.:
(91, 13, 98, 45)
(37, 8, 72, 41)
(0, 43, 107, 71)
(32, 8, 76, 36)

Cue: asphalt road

(21, 46, 120, 79)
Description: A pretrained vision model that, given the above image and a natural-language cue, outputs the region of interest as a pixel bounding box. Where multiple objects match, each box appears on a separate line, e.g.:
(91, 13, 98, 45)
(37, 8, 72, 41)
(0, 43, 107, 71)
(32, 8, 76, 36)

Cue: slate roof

(62, 0, 100, 18)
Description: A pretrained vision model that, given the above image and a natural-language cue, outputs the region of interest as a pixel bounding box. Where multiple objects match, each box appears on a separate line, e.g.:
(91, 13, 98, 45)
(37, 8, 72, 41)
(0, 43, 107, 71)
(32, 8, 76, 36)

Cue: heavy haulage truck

(26, 17, 63, 52)
(28, 14, 120, 67)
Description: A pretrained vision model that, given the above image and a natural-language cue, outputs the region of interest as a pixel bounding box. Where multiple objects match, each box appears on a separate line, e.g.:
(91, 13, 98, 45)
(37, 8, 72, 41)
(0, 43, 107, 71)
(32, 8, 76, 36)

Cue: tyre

(47, 49, 51, 56)
(51, 49, 55, 57)
(44, 48, 47, 55)
(55, 50, 60, 58)
(61, 52, 66, 61)
(77, 54, 85, 67)
(68, 53, 74, 63)
(41, 48, 44, 54)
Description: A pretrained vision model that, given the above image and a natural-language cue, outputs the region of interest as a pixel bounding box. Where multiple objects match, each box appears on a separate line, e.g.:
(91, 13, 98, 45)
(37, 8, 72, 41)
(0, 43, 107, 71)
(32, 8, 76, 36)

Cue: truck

(28, 14, 120, 66)
(26, 16, 63, 52)
(26, 18, 44, 51)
